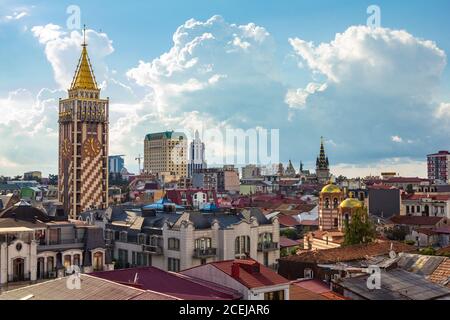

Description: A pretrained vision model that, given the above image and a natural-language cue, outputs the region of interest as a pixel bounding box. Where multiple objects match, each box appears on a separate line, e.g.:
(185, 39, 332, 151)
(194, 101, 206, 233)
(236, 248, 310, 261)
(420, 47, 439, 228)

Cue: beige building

(144, 131, 187, 177)
(96, 205, 280, 273)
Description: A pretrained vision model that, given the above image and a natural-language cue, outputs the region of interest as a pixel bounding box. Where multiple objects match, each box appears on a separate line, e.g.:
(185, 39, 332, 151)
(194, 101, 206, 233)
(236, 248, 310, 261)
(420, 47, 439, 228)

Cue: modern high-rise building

(109, 155, 125, 175)
(58, 32, 109, 218)
(188, 130, 207, 177)
(144, 131, 187, 177)
(316, 137, 330, 184)
(427, 151, 450, 183)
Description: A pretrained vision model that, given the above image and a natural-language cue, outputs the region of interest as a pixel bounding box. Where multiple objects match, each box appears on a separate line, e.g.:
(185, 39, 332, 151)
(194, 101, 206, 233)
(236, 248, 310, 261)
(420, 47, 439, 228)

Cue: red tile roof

(278, 214, 301, 227)
(91, 267, 242, 300)
(280, 236, 301, 248)
(290, 280, 347, 300)
(389, 215, 445, 226)
(415, 228, 439, 236)
(210, 259, 290, 289)
(300, 219, 319, 226)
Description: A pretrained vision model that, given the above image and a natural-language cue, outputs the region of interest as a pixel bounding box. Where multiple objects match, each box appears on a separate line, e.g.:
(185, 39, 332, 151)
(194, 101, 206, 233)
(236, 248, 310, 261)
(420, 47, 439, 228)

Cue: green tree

(280, 228, 299, 240)
(343, 207, 376, 246)
(406, 184, 414, 194)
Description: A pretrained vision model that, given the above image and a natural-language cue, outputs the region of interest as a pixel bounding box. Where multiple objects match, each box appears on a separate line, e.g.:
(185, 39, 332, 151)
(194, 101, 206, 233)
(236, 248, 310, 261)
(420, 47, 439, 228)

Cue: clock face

(61, 138, 72, 159)
(83, 137, 101, 158)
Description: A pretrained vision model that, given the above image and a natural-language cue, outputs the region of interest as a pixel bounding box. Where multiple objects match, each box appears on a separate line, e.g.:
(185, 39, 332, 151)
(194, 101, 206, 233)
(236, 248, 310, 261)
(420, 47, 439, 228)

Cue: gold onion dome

(339, 195, 363, 209)
(321, 182, 341, 194)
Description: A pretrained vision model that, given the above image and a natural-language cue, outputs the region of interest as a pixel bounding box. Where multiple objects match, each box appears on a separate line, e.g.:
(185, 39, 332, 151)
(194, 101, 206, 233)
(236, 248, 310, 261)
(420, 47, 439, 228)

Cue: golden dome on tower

(340, 193, 363, 209)
(321, 182, 341, 194)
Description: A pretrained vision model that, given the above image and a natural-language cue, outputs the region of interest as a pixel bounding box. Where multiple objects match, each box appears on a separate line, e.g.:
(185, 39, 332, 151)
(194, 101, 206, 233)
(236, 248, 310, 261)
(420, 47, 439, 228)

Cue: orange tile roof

(428, 258, 450, 287)
(211, 259, 290, 289)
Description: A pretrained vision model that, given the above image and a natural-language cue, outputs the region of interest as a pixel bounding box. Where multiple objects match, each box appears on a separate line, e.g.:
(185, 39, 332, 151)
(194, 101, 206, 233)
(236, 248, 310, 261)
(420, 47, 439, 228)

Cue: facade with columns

(0, 201, 112, 287)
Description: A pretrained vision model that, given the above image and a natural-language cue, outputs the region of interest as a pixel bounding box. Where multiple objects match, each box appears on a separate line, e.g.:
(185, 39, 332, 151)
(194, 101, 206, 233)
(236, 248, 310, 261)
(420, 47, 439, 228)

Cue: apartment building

(98, 202, 280, 273)
(0, 201, 113, 287)
(144, 131, 188, 177)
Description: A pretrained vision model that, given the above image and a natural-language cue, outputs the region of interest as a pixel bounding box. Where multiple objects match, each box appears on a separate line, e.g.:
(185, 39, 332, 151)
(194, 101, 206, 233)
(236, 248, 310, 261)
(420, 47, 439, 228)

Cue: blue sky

(1, 0, 450, 177)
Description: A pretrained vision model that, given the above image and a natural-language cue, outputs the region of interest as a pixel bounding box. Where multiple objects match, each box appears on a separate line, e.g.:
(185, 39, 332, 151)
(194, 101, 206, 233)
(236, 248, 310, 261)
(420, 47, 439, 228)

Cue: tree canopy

(343, 207, 376, 246)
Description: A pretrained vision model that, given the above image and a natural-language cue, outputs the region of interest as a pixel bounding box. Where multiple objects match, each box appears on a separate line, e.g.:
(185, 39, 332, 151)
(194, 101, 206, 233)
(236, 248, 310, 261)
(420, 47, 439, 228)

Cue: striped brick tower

(58, 26, 109, 219)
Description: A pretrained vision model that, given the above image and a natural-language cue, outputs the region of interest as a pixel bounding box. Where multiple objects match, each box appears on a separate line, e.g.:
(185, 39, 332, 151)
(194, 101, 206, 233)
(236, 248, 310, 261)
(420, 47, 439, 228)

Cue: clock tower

(58, 27, 109, 218)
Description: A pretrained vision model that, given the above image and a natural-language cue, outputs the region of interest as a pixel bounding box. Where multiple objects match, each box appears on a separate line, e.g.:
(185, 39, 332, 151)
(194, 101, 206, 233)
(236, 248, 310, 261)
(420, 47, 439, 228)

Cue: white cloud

(391, 135, 403, 143)
(435, 102, 450, 118)
(31, 24, 114, 90)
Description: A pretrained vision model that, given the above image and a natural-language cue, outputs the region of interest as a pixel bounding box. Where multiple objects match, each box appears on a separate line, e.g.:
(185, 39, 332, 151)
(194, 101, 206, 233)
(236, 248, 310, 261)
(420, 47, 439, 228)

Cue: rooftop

(279, 241, 416, 264)
(201, 259, 290, 289)
(91, 267, 242, 300)
(0, 274, 177, 300)
(335, 269, 450, 300)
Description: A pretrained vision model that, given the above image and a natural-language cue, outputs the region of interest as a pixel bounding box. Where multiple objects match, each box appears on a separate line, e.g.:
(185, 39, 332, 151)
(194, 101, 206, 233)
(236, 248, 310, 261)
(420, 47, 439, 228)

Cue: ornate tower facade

(316, 137, 330, 184)
(58, 34, 109, 219)
(318, 182, 343, 231)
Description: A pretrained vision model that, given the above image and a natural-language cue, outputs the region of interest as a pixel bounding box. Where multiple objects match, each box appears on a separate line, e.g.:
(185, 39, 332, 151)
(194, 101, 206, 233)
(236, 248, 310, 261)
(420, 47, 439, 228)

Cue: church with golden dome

(304, 181, 364, 250)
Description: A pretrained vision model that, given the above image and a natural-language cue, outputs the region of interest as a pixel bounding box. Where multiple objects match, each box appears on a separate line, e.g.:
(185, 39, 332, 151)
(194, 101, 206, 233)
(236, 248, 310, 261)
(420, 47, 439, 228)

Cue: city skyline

(1, 0, 450, 178)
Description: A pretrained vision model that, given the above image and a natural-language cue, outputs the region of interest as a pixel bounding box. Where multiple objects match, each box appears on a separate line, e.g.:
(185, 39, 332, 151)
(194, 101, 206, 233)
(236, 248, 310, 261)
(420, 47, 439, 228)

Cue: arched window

(93, 252, 103, 271)
(73, 254, 81, 267)
(333, 198, 339, 209)
(324, 198, 330, 209)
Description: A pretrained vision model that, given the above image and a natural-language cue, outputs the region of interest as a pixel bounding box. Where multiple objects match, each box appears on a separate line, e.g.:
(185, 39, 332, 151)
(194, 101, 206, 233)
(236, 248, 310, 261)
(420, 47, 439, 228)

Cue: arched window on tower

(324, 198, 330, 209)
(333, 198, 338, 209)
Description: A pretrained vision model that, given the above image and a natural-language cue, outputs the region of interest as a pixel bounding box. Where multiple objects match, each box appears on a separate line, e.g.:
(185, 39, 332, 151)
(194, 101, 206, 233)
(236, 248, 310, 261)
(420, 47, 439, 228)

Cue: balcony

(193, 247, 217, 258)
(38, 239, 84, 251)
(143, 245, 163, 255)
(257, 242, 279, 252)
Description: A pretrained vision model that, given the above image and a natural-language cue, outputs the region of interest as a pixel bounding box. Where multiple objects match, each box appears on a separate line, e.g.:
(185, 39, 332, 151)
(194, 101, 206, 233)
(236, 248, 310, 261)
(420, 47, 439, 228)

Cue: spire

(70, 25, 98, 90)
(317, 136, 328, 170)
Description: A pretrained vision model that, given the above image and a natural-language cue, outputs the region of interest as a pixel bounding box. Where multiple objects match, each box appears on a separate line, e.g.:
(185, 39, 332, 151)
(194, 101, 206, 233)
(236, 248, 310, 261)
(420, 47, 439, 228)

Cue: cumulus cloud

(287, 25, 448, 166)
(0, 88, 62, 173)
(126, 15, 285, 125)
(31, 24, 114, 90)
(2, 17, 450, 177)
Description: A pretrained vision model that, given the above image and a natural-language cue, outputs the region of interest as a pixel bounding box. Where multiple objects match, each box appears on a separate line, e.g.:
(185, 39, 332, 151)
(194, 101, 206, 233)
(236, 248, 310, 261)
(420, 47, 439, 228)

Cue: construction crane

(135, 154, 143, 174)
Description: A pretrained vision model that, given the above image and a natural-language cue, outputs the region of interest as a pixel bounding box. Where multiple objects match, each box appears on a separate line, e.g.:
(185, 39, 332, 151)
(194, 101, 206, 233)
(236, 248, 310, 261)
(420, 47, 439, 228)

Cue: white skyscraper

(188, 130, 207, 178)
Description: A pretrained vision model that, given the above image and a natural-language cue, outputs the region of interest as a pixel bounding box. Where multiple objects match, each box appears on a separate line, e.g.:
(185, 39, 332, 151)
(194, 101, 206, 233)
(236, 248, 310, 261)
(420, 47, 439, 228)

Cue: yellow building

(144, 131, 187, 177)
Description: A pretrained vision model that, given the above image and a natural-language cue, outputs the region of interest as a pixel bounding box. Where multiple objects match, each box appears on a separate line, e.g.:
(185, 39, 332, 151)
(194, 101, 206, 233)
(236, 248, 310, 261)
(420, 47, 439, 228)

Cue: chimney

(231, 262, 240, 279)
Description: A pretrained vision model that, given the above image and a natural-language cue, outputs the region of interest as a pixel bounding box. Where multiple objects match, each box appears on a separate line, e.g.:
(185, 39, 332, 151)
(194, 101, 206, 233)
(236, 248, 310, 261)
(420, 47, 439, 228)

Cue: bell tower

(58, 26, 109, 218)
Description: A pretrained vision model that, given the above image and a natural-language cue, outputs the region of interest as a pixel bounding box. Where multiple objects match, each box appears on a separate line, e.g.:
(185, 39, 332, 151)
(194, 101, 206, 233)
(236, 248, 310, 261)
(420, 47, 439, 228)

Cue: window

(168, 258, 180, 272)
(324, 198, 330, 209)
(119, 231, 128, 242)
(406, 206, 410, 214)
(73, 254, 81, 267)
(264, 290, 285, 300)
(304, 268, 313, 279)
(93, 252, 103, 271)
(333, 198, 338, 209)
(63, 255, 71, 269)
(118, 249, 128, 267)
(168, 238, 180, 251)
(195, 238, 212, 250)
(137, 234, 146, 245)
(334, 218, 339, 227)
(235, 236, 250, 257)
